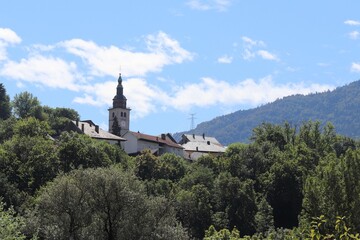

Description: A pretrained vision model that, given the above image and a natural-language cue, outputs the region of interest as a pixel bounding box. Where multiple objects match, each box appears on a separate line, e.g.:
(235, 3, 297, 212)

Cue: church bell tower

(108, 73, 131, 136)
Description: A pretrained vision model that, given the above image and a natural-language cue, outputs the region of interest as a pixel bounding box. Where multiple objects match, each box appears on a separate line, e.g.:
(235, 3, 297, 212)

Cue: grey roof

(72, 120, 126, 141)
(180, 134, 225, 153)
(182, 141, 226, 153)
(182, 134, 221, 145)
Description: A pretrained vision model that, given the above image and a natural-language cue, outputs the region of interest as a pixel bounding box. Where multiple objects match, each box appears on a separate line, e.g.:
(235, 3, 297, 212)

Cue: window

(124, 112, 127, 117)
(121, 112, 123, 117)
(112, 112, 114, 117)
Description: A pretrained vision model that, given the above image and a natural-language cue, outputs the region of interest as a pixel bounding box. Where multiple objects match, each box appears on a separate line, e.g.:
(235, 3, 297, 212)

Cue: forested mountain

(175, 80, 360, 145)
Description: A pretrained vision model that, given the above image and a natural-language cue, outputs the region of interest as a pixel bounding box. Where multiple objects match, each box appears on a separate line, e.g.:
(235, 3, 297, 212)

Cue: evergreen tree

(111, 116, 121, 136)
(0, 83, 11, 120)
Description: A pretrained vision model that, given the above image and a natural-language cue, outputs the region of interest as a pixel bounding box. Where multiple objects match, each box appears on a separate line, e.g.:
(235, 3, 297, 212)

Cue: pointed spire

(118, 72, 122, 84)
(113, 72, 127, 108)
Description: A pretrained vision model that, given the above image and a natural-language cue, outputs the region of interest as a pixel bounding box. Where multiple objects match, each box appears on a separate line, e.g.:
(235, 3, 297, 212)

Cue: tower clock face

(120, 120, 126, 127)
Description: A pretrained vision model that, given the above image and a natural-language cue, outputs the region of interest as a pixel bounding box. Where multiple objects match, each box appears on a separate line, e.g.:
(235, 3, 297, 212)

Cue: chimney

(95, 125, 99, 133)
(207, 141, 210, 145)
(193, 134, 195, 139)
(81, 124, 84, 132)
(202, 133, 205, 139)
(161, 134, 166, 140)
(196, 146, 198, 151)
(76, 120, 79, 126)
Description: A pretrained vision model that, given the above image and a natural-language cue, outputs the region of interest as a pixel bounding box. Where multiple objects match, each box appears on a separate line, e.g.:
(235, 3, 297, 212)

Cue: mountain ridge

(174, 80, 360, 145)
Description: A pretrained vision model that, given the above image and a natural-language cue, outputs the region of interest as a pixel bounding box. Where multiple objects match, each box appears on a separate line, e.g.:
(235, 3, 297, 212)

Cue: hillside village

(2, 79, 360, 239)
(69, 73, 226, 161)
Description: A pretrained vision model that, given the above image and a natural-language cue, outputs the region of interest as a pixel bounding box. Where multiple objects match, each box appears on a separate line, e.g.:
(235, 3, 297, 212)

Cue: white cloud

(186, 0, 231, 11)
(145, 31, 193, 64)
(242, 49, 256, 60)
(0, 28, 331, 120)
(257, 50, 279, 61)
(241, 36, 264, 47)
(351, 62, 360, 72)
(241, 36, 278, 61)
(0, 28, 22, 61)
(169, 76, 333, 110)
(344, 20, 360, 26)
(217, 55, 233, 64)
(349, 31, 360, 40)
(74, 75, 334, 119)
(0, 55, 82, 91)
(0, 29, 196, 119)
(242, 36, 254, 45)
(0, 28, 21, 44)
(60, 31, 193, 77)
(74, 78, 170, 119)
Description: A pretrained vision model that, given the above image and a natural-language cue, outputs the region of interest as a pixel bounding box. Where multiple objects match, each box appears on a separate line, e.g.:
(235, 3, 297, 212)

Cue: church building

(108, 73, 184, 157)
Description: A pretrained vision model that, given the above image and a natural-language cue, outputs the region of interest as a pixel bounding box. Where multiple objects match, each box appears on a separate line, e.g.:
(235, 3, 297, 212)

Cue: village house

(179, 133, 226, 160)
(66, 120, 126, 145)
(122, 132, 184, 156)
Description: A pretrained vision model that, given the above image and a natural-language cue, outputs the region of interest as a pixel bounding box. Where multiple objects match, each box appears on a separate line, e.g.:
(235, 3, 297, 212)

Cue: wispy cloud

(0, 28, 22, 61)
(60, 31, 193, 77)
(351, 62, 360, 72)
(348, 31, 360, 40)
(217, 55, 233, 64)
(74, 78, 170, 119)
(257, 50, 279, 61)
(0, 55, 82, 91)
(186, 0, 232, 11)
(344, 20, 360, 26)
(74, 75, 334, 118)
(0, 28, 333, 120)
(169, 76, 333, 110)
(0, 28, 194, 119)
(242, 36, 265, 47)
(241, 36, 279, 61)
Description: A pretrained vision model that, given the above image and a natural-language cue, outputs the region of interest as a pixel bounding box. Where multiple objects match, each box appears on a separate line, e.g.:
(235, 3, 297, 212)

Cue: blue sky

(1, 0, 360, 135)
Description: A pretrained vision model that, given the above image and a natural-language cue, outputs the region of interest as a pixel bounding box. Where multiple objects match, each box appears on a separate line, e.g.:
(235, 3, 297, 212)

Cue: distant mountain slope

(174, 80, 360, 145)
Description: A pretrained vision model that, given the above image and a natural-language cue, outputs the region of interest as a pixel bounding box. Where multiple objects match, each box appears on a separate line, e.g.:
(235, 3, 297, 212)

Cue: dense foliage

(0, 83, 11, 120)
(175, 80, 360, 145)
(1, 85, 360, 239)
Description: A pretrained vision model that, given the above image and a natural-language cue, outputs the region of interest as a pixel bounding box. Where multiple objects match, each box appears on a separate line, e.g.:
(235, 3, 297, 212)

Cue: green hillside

(174, 80, 360, 145)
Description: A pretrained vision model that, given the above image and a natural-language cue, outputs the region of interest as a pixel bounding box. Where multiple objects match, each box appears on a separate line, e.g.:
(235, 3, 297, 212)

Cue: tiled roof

(72, 120, 126, 141)
(131, 131, 183, 149)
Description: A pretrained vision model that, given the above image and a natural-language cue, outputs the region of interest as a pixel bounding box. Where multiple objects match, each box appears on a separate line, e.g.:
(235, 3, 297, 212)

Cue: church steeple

(109, 72, 131, 136)
(112, 73, 127, 108)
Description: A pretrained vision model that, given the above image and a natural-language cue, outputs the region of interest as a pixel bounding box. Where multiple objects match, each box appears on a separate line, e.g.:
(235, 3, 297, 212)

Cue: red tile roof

(131, 131, 183, 149)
